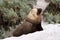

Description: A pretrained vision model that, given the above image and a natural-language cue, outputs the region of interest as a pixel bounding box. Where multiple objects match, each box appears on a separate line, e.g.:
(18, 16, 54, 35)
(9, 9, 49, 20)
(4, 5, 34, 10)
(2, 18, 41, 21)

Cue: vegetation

(44, 0, 60, 23)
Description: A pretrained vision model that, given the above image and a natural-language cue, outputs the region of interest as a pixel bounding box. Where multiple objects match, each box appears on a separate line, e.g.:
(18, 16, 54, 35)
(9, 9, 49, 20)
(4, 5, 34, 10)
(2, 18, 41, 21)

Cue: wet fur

(12, 8, 43, 37)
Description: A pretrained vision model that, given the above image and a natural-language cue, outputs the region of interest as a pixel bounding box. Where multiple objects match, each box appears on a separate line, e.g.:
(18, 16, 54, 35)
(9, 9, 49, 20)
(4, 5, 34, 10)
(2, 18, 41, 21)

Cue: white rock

(34, 0, 50, 11)
(3, 23, 60, 40)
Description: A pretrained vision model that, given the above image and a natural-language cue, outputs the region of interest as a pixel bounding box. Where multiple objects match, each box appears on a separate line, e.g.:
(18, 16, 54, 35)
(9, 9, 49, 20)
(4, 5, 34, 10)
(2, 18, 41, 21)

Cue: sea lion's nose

(37, 8, 42, 15)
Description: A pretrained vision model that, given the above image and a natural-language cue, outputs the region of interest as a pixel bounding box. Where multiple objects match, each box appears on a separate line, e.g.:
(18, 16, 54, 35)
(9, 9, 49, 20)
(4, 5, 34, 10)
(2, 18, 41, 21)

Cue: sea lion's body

(12, 8, 43, 36)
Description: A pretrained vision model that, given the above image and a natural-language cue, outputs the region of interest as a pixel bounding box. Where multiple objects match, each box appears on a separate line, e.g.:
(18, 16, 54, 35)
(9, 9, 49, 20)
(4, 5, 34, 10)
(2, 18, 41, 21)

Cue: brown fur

(0, 10, 3, 25)
(12, 8, 43, 37)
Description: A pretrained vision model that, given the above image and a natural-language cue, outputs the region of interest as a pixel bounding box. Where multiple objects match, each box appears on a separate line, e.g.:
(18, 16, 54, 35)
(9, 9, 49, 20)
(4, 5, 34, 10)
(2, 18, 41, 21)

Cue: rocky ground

(2, 22, 60, 40)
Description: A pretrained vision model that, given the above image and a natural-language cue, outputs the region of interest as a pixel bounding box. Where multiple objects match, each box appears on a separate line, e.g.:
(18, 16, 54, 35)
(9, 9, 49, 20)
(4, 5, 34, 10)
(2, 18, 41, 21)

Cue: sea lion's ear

(37, 8, 42, 15)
